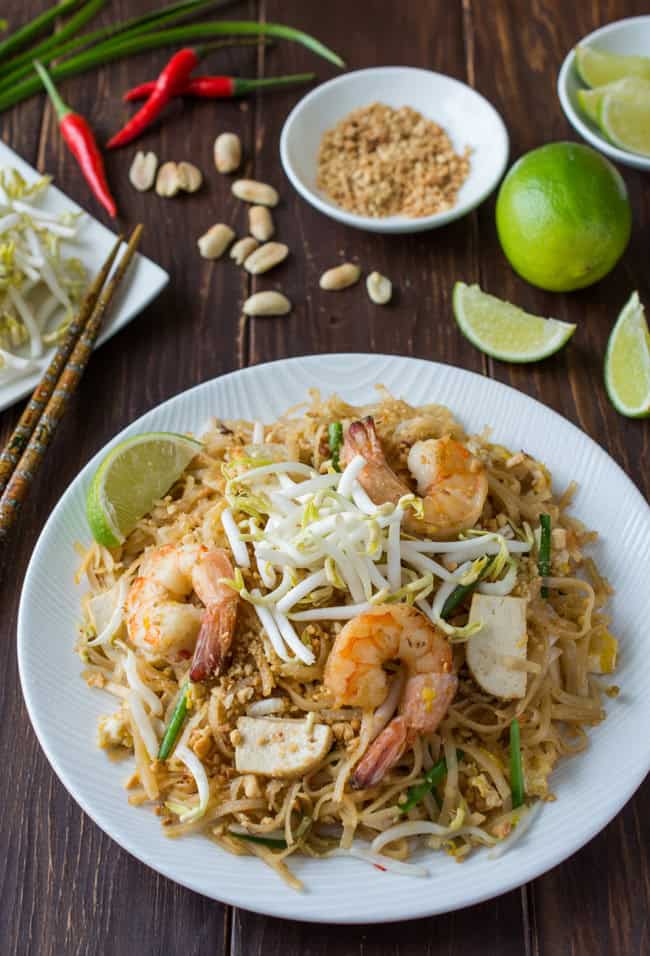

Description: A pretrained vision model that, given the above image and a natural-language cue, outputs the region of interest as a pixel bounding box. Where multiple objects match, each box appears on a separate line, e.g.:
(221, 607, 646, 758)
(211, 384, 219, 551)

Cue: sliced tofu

(235, 716, 332, 779)
(467, 594, 528, 699)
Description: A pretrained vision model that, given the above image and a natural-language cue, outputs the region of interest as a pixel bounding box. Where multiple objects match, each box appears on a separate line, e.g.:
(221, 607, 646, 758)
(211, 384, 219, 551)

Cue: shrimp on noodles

(324, 604, 457, 788)
(343, 416, 487, 537)
(125, 543, 238, 681)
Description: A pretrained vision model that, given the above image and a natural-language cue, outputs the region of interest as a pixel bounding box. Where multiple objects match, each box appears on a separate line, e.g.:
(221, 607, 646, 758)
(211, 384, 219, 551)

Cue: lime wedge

(452, 283, 576, 363)
(599, 83, 650, 156)
(604, 292, 650, 418)
(86, 432, 202, 547)
(576, 78, 649, 123)
(575, 45, 650, 87)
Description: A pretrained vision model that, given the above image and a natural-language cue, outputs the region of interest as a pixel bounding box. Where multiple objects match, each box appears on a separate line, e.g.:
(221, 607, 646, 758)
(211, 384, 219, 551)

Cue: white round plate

(557, 16, 650, 171)
(280, 68, 509, 233)
(18, 355, 650, 924)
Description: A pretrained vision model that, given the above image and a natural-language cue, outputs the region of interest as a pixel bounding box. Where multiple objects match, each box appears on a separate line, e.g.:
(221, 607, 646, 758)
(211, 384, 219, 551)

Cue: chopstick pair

(0, 224, 144, 540)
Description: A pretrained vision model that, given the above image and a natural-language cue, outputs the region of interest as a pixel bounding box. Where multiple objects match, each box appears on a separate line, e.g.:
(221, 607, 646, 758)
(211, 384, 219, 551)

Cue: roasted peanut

(244, 242, 289, 275)
(319, 262, 361, 291)
(155, 161, 181, 197)
(248, 205, 274, 241)
(243, 291, 291, 316)
(129, 151, 158, 191)
(232, 179, 279, 207)
(366, 271, 392, 305)
(214, 132, 242, 173)
(197, 223, 235, 259)
(177, 161, 203, 193)
(230, 236, 259, 265)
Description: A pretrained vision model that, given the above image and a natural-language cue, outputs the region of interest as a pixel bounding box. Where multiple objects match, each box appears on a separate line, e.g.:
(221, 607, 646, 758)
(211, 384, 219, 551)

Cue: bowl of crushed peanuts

(280, 67, 509, 233)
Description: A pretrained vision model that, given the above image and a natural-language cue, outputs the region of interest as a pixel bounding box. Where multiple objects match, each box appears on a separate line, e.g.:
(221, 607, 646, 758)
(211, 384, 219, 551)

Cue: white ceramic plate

(18, 354, 650, 924)
(557, 16, 650, 171)
(0, 140, 169, 411)
(280, 68, 509, 233)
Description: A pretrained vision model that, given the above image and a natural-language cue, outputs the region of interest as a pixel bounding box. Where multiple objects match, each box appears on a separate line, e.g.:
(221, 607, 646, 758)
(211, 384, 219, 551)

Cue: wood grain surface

(0, 1, 648, 954)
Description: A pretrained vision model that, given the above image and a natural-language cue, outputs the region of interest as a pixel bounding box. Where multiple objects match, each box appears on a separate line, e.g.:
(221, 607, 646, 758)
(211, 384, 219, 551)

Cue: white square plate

(0, 139, 169, 412)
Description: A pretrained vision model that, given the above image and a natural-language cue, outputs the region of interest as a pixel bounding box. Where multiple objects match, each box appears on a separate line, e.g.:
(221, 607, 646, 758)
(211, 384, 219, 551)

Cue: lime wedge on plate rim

(575, 45, 650, 87)
(452, 283, 576, 363)
(604, 291, 650, 418)
(86, 432, 202, 547)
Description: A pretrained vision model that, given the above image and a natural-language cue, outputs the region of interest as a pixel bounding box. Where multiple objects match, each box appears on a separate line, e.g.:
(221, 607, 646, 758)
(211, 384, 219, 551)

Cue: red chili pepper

(125, 76, 231, 102)
(123, 72, 316, 103)
(107, 46, 200, 149)
(34, 61, 116, 218)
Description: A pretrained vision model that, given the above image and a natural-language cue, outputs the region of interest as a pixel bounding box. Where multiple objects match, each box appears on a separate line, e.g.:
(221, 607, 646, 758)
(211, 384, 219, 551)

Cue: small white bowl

(558, 16, 650, 172)
(279, 67, 509, 234)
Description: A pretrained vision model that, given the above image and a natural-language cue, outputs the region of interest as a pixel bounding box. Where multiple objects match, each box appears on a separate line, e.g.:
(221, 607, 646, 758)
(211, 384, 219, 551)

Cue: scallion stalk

(158, 685, 189, 761)
(228, 831, 287, 849)
(0, 0, 81, 64)
(0, 0, 228, 88)
(399, 750, 463, 814)
(0, 19, 344, 113)
(538, 513, 551, 598)
(7, 0, 107, 84)
(328, 422, 343, 472)
(509, 718, 525, 809)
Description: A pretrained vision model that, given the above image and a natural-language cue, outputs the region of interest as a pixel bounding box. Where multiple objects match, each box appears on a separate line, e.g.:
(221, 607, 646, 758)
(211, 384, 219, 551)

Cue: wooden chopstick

(0, 224, 143, 540)
(0, 233, 124, 499)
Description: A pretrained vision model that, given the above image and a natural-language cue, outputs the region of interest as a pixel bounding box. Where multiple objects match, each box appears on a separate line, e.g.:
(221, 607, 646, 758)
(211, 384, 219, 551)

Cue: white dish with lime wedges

(17, 352, 650, 922)
(558, 16, 650, 170)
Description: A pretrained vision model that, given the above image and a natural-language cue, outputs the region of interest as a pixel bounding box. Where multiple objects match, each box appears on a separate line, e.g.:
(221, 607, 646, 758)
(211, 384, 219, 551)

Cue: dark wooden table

(2, 1, 649, 953)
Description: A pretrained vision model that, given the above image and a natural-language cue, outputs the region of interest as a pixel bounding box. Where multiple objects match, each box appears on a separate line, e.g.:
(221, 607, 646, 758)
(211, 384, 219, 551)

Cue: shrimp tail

(351, 716, 411, 790)
(343, 416, 384, 466)
(190, 601, 238, 682)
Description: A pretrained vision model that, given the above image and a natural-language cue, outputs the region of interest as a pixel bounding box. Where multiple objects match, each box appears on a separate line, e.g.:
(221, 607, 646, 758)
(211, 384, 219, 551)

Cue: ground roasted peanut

(316, 102, 470, 218)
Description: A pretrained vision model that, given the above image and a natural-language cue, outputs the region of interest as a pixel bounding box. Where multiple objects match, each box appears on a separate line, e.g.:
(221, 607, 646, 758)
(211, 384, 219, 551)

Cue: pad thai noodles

(76, 389, 619, 889)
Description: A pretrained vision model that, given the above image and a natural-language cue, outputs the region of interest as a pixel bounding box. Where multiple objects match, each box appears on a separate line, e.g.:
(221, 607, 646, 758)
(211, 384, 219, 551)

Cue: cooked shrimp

(323, 604, 457, 789)
(125, 543, 238, 681)
(342, 416, 487, 538)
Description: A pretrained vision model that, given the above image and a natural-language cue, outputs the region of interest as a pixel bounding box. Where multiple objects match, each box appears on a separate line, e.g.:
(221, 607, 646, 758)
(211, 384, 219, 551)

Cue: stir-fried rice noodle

(76, 388, 619, 889)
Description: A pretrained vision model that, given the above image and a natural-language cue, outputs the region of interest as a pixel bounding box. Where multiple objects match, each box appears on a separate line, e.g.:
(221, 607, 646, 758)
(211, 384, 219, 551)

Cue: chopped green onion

(158, 685, 189, 761)
(441, 556, 495, 619)
(228, 830, 287, 849)
(399, 750, 463, 814)
(509, 718, 525, 809)
(539, 513, 551, 598)
(328, 422, 343, 472)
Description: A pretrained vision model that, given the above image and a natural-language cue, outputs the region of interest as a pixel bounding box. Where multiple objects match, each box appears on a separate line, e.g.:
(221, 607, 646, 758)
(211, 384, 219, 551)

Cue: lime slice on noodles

(575, 46, 650, 87)
(604, 292, 650, 418)
(452, 283, 576, 363)
(598, 82, 650, 156)
(86, 432, 202, 547)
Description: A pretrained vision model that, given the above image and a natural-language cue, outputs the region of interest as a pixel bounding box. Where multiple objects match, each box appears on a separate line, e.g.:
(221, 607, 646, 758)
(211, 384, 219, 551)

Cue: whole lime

(495, 142, 631, 292)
